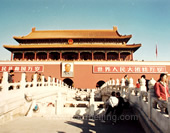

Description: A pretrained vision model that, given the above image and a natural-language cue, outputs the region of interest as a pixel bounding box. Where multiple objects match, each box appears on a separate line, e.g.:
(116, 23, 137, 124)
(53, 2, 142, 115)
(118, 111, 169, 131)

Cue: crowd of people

(136, 73, 169, 113)
(101, 73, 170, 126)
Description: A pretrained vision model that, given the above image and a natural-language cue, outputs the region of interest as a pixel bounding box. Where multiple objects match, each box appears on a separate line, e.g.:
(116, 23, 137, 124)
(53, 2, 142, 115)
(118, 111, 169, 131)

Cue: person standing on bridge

(154, 73, 170, 113)
(124, 75, 129, 87)
(114, 92, 125, 124)
(8, 70, 14, 83)
(141, 75, 149, 91)
(101, 91, 118, 123)
(8, 70, 14, 90)
(154, 73, 170, 101)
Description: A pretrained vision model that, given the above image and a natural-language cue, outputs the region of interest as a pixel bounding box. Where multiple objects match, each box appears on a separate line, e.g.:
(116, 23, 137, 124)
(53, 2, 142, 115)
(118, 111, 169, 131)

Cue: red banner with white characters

(0, 65, 44, 72)
(93, 65, 166, 73)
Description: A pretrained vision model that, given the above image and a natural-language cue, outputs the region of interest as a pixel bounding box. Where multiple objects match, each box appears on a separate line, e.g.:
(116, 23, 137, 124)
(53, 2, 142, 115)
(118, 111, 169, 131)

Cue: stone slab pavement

(0, 108, 145, 133)
(0, 117, 145, 133)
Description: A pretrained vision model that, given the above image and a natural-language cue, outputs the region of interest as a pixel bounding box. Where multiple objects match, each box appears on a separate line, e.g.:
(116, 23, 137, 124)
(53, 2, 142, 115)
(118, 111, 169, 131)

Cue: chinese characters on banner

(93, 65, 166, 73)
(0, 66, 44, 72)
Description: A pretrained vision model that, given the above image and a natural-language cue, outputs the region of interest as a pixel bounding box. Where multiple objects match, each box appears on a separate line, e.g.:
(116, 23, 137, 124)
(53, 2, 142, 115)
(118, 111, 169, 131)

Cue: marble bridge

(0, 72, 170, 133)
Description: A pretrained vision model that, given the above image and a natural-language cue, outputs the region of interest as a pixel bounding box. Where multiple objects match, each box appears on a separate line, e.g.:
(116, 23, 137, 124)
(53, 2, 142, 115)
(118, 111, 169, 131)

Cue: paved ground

(0, 108, 145, 133)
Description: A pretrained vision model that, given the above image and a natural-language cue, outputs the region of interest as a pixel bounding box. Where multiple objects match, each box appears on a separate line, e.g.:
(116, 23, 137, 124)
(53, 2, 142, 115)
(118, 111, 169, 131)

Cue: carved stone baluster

(140, 77, 147, 101)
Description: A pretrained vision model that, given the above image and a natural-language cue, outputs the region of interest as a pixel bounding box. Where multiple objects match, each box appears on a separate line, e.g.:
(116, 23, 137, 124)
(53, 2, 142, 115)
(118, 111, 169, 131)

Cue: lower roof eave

(3, 44, 141, 52)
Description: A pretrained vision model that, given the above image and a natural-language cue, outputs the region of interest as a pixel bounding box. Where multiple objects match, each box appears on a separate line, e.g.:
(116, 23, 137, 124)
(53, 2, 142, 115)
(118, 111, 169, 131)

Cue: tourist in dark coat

(114, 92, 125, 124)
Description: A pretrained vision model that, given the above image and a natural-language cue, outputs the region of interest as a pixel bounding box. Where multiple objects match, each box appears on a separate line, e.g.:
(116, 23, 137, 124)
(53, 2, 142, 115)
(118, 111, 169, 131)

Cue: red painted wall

(0, 61, 170, 89)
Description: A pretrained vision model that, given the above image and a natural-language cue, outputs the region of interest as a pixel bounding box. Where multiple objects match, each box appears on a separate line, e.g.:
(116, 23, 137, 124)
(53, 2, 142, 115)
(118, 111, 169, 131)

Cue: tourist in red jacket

(154, 73, 170, 101)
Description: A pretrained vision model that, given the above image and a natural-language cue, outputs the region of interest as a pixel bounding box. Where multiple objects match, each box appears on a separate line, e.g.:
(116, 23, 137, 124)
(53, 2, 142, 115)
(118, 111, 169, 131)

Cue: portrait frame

(62, 62, 74, 77)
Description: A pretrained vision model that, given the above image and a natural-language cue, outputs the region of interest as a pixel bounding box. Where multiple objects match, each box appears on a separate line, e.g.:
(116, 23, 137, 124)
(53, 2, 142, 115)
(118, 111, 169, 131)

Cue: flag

(156, 44, 158, 58)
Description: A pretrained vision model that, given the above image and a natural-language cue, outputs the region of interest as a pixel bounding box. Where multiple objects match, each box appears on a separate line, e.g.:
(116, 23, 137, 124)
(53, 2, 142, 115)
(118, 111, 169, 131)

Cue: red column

(60, 52, 62, 60)
(11, 52, 13, 61)
(47, 52, 49, 60)
(118, 52, 120, 60)
(105, 51, 107, 61)
(131, 51, 133, 61)
(78, 51, 80, 60)
(92, 51, 94, 60)
(22, 52, 25, 60)
(34, 52, 37, 60)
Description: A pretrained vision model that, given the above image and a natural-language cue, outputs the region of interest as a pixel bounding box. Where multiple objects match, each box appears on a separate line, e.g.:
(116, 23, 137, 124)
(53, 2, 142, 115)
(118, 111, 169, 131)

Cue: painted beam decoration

(93, 65, 166, 73)
(0, 65, 44, 72)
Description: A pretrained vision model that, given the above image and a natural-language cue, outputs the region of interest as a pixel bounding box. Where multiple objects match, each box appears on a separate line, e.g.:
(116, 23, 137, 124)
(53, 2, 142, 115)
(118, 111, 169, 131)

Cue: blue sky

(0, 0, 170, 61)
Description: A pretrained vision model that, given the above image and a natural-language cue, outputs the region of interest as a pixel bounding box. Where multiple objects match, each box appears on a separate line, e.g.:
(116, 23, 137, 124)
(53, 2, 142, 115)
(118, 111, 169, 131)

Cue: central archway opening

(63, 78, 74, 87)
(96, 80, 105, 88)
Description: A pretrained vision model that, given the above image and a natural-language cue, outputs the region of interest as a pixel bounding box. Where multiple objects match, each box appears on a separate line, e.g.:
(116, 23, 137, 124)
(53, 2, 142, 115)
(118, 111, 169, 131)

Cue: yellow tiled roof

(13, 26, 132, 40)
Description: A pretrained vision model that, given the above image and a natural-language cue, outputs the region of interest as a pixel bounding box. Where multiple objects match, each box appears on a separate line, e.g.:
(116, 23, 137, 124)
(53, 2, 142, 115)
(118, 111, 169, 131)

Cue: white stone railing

(1, 71, 170, 133)
(55, 88, 105, 117)
(101, 77, 170, 133)
(0, 71, 105, 121)
(0, 72, 69, 124)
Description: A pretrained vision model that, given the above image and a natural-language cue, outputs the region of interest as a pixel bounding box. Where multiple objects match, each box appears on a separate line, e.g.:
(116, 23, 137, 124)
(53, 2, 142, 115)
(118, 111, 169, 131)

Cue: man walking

(101, 91, 118, 123)
(8, 70, 14, 90)
(114, 92, 125, 124)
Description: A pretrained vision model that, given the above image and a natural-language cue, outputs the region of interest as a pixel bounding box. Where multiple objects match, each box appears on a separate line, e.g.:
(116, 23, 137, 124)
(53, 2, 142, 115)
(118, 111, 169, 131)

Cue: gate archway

(63, 78, 74, 87)
(96, 80, 105, 88)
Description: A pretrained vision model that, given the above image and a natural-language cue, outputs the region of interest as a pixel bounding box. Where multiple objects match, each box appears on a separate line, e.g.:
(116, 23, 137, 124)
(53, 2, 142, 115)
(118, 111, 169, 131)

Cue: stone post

(20, 73, 26, 98)
(139, 77, 146, 101)
(62, 81, 64, 87)
(116, 79, 119, 91)
(89, 89, 95, 116)
(60, 80, 62, 87)
(148, 90, 152, 120)
(55, 91, 63, 115)
(52, 78, 55, 86)
(129, 77, 134, 88)
(33, 73, 37, 88)
(1, 72, 9, 101)
(127, 77, 134, 99)
(112, 79, 115, 89)
(20, 73, 26, 89)
(121, 78, 125, 97)
(121, 78, 125, 86)
(41, 75, 45, 87)
(108, 80, 111, 85)
(56, 79, 59, 86)
(112, 79, 115, 85)
(1, 72, 9, 93)
(140, 77, 146, 91)
(168, 97, 170, 133)
(48, 76, 51, 86)
(148, 78, 156, 120)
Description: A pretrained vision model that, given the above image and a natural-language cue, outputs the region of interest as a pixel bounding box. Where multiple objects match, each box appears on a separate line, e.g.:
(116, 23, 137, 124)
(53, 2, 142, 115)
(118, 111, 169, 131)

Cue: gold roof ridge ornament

(113, 26, 118, 32)
(32, 27, 36, 32)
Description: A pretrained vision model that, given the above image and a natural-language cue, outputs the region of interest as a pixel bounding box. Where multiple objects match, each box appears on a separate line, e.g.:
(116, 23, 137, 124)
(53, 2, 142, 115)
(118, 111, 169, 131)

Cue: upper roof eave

(13, 35, 132, 40)
(13, 27, 132, 41)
